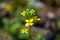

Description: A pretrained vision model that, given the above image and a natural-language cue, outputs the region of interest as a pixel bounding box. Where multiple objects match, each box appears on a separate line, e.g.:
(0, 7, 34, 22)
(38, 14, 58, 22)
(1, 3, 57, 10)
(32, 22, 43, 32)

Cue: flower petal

(21, 29, 25, 33)
(30, 19, 33, 22)
(21, 11, 26, 16)
(25, 23, 30, 27)
(30, 23, 33, 26)
(25, 19, 29, 22)
(37, 18, 40, 20)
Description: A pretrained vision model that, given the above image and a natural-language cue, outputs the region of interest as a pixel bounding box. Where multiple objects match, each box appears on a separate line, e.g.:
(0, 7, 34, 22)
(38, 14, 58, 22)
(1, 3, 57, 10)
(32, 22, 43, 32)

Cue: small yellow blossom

(21, 28, 28, 34)
(21, 11, 26, 16)
(33, 16, 40, 21)
(37, 18, 40, 20)
(25, 19, 34, 27)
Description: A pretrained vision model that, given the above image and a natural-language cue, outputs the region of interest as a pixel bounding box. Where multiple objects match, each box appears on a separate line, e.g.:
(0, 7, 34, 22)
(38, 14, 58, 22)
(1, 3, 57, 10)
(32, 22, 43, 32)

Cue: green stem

(29, 27, 31, 40)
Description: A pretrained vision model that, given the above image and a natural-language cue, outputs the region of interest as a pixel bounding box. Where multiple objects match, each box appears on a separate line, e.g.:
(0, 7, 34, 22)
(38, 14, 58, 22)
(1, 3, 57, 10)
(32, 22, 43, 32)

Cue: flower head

(21, 28, 28, 34)
(32, 16, 40, 21)
(21, 11, 26, 17)
(25, 18, 34, 27)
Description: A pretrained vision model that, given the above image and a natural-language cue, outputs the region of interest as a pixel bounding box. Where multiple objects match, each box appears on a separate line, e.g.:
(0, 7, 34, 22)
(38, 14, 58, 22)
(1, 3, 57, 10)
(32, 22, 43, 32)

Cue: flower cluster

(20, 9, 40, 34)
(21, 28, 28, 34)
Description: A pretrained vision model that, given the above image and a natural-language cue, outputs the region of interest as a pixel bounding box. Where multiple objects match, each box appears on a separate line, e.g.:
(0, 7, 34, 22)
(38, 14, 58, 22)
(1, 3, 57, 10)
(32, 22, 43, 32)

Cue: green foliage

(55, 34, 60, 40)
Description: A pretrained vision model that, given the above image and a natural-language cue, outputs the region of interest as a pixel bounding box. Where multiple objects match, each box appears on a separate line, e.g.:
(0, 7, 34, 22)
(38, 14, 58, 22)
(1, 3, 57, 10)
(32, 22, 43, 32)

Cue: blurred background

(0, 0, 60, 40)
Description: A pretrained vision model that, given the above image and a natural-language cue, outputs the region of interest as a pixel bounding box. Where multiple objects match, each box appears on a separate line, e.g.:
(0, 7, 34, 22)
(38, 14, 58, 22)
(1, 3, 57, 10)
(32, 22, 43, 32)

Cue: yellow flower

(33, 16, 40, 21)
(21, 28, 28, 34)
(5, 4, 13, 11)
(21, 11, 26, 16)
(25, 19, 34, 27)
(37, 18, 40, 20)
